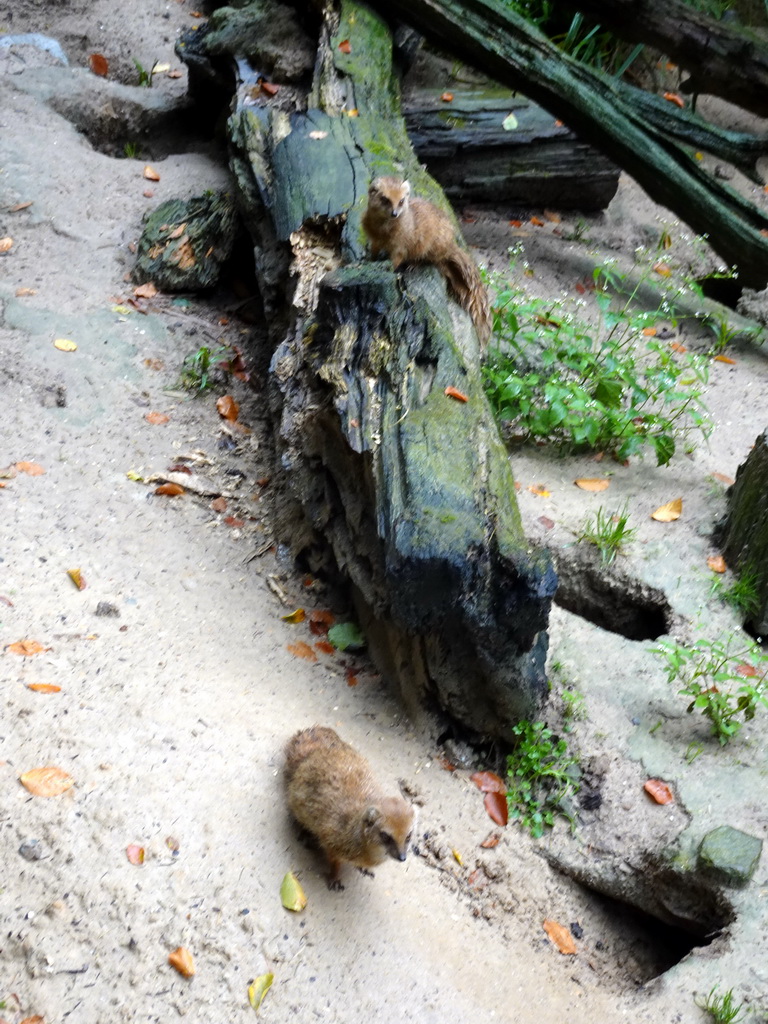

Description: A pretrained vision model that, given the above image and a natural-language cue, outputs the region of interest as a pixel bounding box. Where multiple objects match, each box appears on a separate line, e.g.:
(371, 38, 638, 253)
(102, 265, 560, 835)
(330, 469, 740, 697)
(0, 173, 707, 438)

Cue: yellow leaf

(111, 304, 133, 314)
(126, 470, 144, 481)
(67, 568, 87, 591)
(248, 973, 274, 1011)
(282, 608, 306, 624)
(20, 765, 74, 796)
(543, 919, 578, 955)
(651, 498, 682, 522)
(0, 236, 13, 253)
(280, 871, 307, 912)
(54, 338, 78, 352)
(168, 946, 195, 978)
(653, 262, 672, 278)
(452, 848, 464, 866)
(574, 478, 609, 492)
(527, 484, 551, 498)
(152, 62, 171, 73)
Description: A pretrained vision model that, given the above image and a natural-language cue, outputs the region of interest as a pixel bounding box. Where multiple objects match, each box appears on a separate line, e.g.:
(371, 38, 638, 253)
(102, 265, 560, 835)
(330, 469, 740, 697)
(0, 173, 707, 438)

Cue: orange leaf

(7, 639, 51, 655)
(644, 779, 674, 804)
(26, 683, 61, 693)
(527, 483, 551, 498)
(711, 471, 735, 485)
(714, 354, 736, 364)
(145, 411, 170, 425)
(345, 668, 359, 687)
(509, 219, 523, 228)
(224, 516, 245, 527)
(314, 640, 335, 655)
(653, 262, 672, 277)
(168, 946, 195, 978)
(544, 210, 561, 224)
(0, 236, 13, 253)
(543, 919, 578, 954)
(736, 662, 759, 678)
(484, 791, 508, 826)
(167, 69, 183, 79)
(143, 165, 161, 181)
(470, 771, 506, 794)
(282, 608, 306, 624)
(538, 515, 555, 530)
(20, 1017, 45, 1024)
(126, 843, 145, 865)
(441, 91, 454, 102)
(134, 281, 158, 299)
(20, 766, 73, 797)
(574, 477, 609, 492)
(480, 832, 501, 848)
(651, 497, 682, 522)
(444, 385, 468, 403)
(286, 642, 317, 662)
(89, 53, 109, 76)
(642, 327, 657, 336)
(210, 496, 228, 513)
(670, 341, 687, 353)
(707, 554, 727, 573)
(308, 609, 335, 635)
(67, 568, 87, 591)
(530, 216, 545, 226)
(143, 190, 155, 199)
(338, 38, 352, 53)
(0, 595, 15, 606)
(155, 483, 185, 496)
(662, 91, 685, 108)
(216, 395, 239, 422)
(260, 80, 279, 96)
(15, 461, 45, 475)
(9, 201, 33, 212)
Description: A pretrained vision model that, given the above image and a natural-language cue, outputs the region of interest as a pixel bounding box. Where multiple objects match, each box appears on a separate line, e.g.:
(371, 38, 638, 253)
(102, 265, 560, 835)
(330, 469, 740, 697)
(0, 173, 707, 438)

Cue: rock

(133, 192, 238, 291)
(95, 601, 120, 617)
(19, 838, 44, 861)
(697, 825, 763, 887)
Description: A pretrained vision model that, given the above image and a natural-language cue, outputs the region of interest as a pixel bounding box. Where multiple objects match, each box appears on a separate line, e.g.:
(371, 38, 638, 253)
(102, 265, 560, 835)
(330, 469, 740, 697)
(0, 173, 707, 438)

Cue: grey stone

(698, 825, 763, 887)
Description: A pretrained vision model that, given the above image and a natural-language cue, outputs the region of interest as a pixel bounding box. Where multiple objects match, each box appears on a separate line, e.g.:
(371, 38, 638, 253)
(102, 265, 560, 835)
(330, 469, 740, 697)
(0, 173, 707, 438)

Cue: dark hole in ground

(696, 274, 743, 310)
(553, 557, 674, 641)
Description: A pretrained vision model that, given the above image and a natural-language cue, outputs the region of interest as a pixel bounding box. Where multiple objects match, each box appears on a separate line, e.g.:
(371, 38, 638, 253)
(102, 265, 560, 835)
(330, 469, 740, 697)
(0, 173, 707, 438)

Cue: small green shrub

(710, 565, 762, 620)
(506, 721, 580, 838)
(696, 985, 744, 1024)
(484, 263, 710, 465)
(653, 634, 768, 744)
(178, 345, 228, 393)
(577, 503, 636, 565)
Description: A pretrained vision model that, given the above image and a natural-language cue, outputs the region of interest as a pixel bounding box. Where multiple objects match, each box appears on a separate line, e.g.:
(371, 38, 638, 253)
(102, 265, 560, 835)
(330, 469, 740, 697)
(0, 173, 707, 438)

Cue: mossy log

(183, 0, 556, 737)
(719, 430, 768, 636)
(404, 88, 619, 209)
(366, 0, 768, 289)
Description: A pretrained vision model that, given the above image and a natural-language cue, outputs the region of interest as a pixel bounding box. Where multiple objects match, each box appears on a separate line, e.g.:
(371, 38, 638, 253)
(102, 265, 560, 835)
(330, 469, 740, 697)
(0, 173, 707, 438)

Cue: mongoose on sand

(284, 725, 415, 889)
(362, 176, 492, 345)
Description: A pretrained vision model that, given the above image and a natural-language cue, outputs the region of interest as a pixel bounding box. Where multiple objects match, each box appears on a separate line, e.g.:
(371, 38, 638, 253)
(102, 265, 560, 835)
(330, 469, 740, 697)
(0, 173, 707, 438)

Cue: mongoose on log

(362, 176, 492, 345)
(284, 725, 415, 890)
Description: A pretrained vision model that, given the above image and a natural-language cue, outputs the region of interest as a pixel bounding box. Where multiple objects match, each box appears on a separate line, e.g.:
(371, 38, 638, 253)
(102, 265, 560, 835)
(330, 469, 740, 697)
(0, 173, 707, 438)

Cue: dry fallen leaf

(26, 683, 61, 693)
(89, 53, 109, 76)
(0, 236, 13, 253)
(736, 663, 759, 678)
(67, 568, 87, 591)
(480, 832, 501, 849)
(248, 973, 274, 1012)
(308, 609, 335, 635)
(145, 411, 170, 425)
(574, 477, 610, 492)
(662, 91, 685, 108)
(651, 497, 682, 522)
(167, 68, 183, 78)
(16, 287, 37, 297)
(15, 461, 45, 475)
(644, 779, 674, 805)
(314, 640, 335, 655)
(286, 642, 317, 662)
(168, 947, 195, 978)
(7, 639, 50, 655)
(54, 338, 78, 352)
(0, 595, 14, 606)
(9, 201, 33, 212)
(143, 165, 161, 182)
(653, 262, 672, 277)
(224, 515, 245, 528)
(527, 483, 551, 498)
(134, 281, 158, 299)
(441, 91, 454, 102)
(216, 395, 239, 422)
(444, 385, 469, 403)
(714, 354, 737, 365)
(260, 80, 279, 96)
(20, 1016, 45, 1024)
(470, 771, 506, 793)
(642, 327, 657, 337)
(280, 871, 307, 912)
(538, 515, 555, 530)
(210, 496, 228, 513)
(484, 791, 509, 826)
(309, 130, 328, 139)
(710, 471, 735, 485)
(338, 38, 352, 53)
(155, 483, 185, 496)
(20, 766, 74, 797)
(543, 919, 578, 955)
(126, 843, 145, 865)
(707, 554, 727, 573)
(282, 608, 306, 624)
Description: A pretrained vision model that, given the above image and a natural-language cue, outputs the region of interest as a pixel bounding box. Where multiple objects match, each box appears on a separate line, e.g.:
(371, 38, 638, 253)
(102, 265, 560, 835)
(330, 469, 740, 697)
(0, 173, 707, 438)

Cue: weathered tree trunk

(403, 88, 619, 209)
(366, 0, 768, 289)
(182, 0, 557, 739)
(566, 0, 768, 116)
(719, 431, 768, 636)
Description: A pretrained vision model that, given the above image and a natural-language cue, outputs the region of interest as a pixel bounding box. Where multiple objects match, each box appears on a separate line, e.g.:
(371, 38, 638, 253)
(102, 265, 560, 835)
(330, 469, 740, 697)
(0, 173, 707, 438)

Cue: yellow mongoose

(284, 725, 415, 889)
(362, 176, 492, 345)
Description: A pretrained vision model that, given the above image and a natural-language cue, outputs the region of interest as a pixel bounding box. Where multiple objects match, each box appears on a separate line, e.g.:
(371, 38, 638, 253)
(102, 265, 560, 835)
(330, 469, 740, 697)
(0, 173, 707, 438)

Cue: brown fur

(284, 726, 415, 889)
(362, 176, 492, 345)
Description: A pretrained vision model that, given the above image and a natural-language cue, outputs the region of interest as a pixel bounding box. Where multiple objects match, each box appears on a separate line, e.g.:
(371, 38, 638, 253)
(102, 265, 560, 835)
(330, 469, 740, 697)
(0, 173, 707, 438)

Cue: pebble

(19, 838, 44, 861)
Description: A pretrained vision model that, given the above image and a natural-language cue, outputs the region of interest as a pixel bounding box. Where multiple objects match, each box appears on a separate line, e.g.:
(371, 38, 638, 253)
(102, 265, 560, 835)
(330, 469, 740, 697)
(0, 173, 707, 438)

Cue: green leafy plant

(133, 58, 155, 87)
(577, 503, 636, 564)
(506, 720, 580, 838)
(696, 985, 744, 1024)
(561, 687, 587, 725)
(178, 345, 228, 393)
(653, 634, 768, 744)
(123, 141, 139, 159)
(484, 262, 710, 465)
(710, 565, 762, 619)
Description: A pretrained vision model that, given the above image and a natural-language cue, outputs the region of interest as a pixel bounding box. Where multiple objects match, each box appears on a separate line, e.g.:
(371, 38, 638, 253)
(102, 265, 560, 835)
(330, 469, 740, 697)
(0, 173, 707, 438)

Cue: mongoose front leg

(327, 857, 345, 891)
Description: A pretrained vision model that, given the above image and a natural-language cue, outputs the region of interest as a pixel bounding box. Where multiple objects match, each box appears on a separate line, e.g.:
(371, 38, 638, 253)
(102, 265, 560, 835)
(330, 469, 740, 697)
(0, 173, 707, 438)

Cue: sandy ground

(2, 3, 768, 1023)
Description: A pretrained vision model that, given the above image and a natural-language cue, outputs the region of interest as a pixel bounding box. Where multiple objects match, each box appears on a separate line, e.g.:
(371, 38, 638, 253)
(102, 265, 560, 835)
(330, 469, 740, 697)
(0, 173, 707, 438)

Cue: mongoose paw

(358, 867, 375, 879)
(327, 877, 345, 892)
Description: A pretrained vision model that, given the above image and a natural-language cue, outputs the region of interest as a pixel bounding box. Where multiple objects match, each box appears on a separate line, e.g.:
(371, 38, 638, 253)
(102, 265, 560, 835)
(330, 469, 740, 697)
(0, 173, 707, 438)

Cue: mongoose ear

(401, 180, 411, 196)
(369, 178, 382, 194)
(363, 806, 381, 827)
